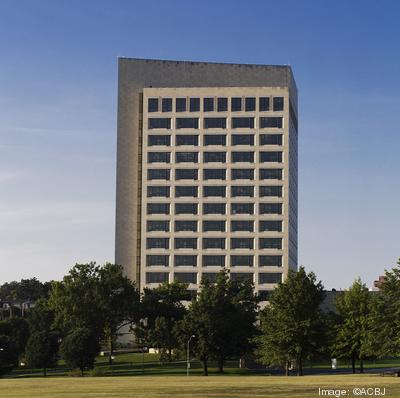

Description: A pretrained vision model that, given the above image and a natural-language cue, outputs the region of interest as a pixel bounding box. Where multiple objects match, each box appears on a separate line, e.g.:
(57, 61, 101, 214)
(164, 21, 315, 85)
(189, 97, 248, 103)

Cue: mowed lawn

(1, 374, 399, 398)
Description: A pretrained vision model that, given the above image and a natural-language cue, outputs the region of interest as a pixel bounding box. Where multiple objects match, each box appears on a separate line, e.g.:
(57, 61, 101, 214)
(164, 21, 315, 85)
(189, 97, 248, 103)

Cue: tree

(257, 267, 326, 376)
(0, 317, 29, 358)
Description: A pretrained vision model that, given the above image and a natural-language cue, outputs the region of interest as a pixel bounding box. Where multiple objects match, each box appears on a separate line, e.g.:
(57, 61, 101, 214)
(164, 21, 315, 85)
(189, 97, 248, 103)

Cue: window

(259, 203, 282, 214)
(203, 186, 226, 197)
(259, 186, 282, 197)
(204, 135, 226, 146)
(175, 203, 198, 215)
(231, 255, 253, 267)
(231, 203, 254, 215)
(182, 290, 197, 300)
(175, 238, 197, 249)
(203, 169, 226, 180)
(176, 98, 186, 112)
(148, 98, 158, 113)
(259, 255, 282, 267)
(174, 255, 197, 267)
(245, 97, 256, 111)
(175, 169, 198, 180)
(231, 186, 254, 197)
(231, 169, 254, 180)
(146, 255, 169, 267)
(231, 152, 254, 163)
(148, 135, 171, 146)
(232, 117, 254, 129)
(147, 220, 169, 232)
(259, 220, 282, 232)
(260, 134, 282, 146)
(258, 290, 272, 301)
(231, 97, 242, 112)
(232, 134, 254, 146)
(202, 255, 225, 267)
(147, 203, 169, 215)
(259, 239, 282, 250)
(176, 135, 198, 146)
(203, 98, 214, 112)
(259, 97, 270, 112)
(259, 273, 282, 284)
(204, 118, 226, 129)
(259, 117, 283, 128)
(217, 97, 228, 112)
(189, 98, 200, 112)
(148, 169, 170, 180)
(203, 220, 225, 232)
(273, 97, 284, 111)
(202, 273, 218, 283)
(147, 186, 170, 197)
(174, 273, 197, 284)
(148, 152, 170, 163)
(147, 238, 169, 249)
(231, 273, 253, 282)
(231, 238, 253, 249)
(175, 186, 198, 198)
(260, 169, 283, 180)
(175, 152, 198, 163)
(175, 220, 197, 232)
(203, 238, 225, 249)
(203, 152, 226, 163)
(260, 151, 283, 163)
(146, 272, 169, 283)
(148, 118, 171, 129)
(231, 220, 254, 232)
(176, 118, 199, 129)
(162, 98, 172, 112)
(203, 203, 225, 215)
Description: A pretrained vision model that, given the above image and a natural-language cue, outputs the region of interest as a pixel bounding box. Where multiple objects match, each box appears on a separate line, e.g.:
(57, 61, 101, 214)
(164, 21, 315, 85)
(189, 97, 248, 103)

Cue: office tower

(116, 58, 298, 301)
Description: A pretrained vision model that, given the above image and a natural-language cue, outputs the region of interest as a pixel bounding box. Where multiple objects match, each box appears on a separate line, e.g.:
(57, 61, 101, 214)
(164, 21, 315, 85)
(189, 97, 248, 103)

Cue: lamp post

(186, 335, 195, 376)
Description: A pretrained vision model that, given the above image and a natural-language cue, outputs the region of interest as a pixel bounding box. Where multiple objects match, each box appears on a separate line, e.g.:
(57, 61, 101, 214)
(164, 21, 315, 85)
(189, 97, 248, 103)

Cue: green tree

(0, 317, 29, 358)
(257, 267, 326, 376)
(0, 334, 18, 375)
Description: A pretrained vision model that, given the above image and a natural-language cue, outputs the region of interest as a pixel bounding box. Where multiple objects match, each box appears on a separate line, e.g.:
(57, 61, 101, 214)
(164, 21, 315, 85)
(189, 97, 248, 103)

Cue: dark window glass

(202, 273, 218, 283)
(204, 134, 226, 146)
(259, 239, 282, 250)
(189, 98, 200, 112)
(231, 97, 242, 112)
(204, 152, 226, 163)
(181, 289, 197, 300)
(259, 117, 283, 128)
(146, 255, 169, 267)
(174, 255, 197, 267)
(259, 220, 282, 232)
(175, 220, 197, 232)
(260, 151, 283, 163)
(176, 118, 199, 129)
(175, 203, 198, 215)
(148, 152, 170, 163)
(232, 134, 254, 146)
(175, 186, 198, 198)
(146, 272, 169, 283)
(176, 98, 186, 112)
(231, 152, 254, 163)
(245, 97, 256, 111)
(231, 203, 254, 215)
(273, 97, 284, 111)
(203, 220, 225, 232)
(259, 186, 282, 197)
(259, 273, 282, 284)
(204, 118, 226, 129)
(231, 169, 254, 180)
(175, 169, 198, 180)
(175, 238, 197, 249)
(217, 97, 228, 112)
(231, 186, 254, 197)
(203, 238, 225, 249)
(175, 152, 198, 163)
(231, 273, 253, 282)
(231, 255, 253, 267)
(260, 134, 283, 145)
(148, 118, 171, 129)
(148, 98, 158, 113)
(203, 203, 225, 215)
(231, 220, 254, 232)
(148, 169, 170, 180)
(174, 272, 197, 284)
(260, 169, 282, 180)
(203, 169, 226, 180)
(259, 97, 270, 112)
(258, 290, 272, 301)
(147, 220, 169, 232)
(203, 98, 214, 112)
(146, 238, 169, 249)
(148, 135, 171, 146)
(259, 255, 282, 266)
(147, 186, 170, 197)
(176, 135, 198, 146)
(259, 203, 282, 214)
(202, 255, 225, 267)
(162, 98, 172, 112)
(147, 203, 169, 215)
(232, 117, 254, 129)
(203, 186, 226, 197)
(231, 238, 253, 249)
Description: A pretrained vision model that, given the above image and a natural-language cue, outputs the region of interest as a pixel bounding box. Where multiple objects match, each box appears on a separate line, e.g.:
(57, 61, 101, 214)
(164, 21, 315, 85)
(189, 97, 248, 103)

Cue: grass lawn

(1, 374, 399, 398)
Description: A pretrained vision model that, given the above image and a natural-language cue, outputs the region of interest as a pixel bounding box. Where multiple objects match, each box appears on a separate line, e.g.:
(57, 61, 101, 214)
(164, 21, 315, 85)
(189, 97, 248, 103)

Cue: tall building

(115, 58, 298, 300)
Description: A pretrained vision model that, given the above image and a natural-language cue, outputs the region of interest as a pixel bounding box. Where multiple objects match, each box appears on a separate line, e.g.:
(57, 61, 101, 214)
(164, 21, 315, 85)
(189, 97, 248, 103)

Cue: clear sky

(1, 0, 399, 289)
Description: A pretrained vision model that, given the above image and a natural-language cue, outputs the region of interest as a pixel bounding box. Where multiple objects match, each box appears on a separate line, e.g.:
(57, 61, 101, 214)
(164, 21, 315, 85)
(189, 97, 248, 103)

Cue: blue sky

(0, 0, 399, 288)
